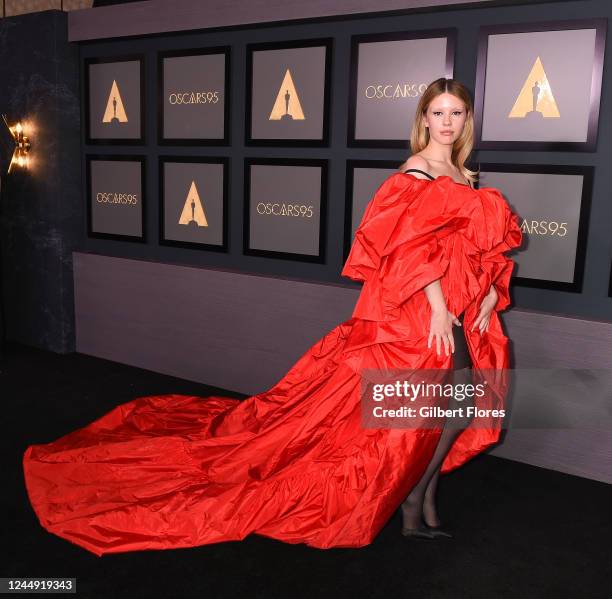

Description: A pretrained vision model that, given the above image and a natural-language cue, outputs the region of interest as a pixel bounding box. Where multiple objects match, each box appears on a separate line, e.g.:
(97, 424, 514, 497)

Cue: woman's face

(421, 93, 468, 145)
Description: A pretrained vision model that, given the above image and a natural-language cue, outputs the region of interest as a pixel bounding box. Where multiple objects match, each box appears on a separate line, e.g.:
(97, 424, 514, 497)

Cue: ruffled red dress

(22, 172, 522, 556)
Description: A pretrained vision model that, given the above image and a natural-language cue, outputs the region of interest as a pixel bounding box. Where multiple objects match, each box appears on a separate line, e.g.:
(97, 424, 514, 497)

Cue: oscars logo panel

(85, 55, 145, 144)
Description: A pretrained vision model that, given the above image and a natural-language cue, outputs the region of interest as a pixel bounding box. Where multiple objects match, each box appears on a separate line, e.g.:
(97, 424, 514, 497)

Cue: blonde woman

(23, 78, 521, 554)
(397, 78, 508, 538)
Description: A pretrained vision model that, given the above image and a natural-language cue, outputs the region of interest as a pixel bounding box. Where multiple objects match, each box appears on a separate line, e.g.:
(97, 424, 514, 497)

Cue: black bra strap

(403, 168, 436, 180)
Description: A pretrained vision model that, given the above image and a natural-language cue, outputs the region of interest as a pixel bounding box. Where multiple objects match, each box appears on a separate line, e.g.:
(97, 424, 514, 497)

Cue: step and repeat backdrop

(80, 14, 611, 298)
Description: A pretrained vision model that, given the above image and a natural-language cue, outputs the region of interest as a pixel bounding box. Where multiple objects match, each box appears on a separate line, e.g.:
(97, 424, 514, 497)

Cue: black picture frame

(83, 54, 146, 146)
(477, 162, 594, 293)
(243, 157, 328, 263)
(158, 156, 230, 252)
(85, 154, 146, 243)
(474, 18, 607, 152)
(157, 46, 231, 146)
(347, 28, 456, 148)
(245, 38, 333, 147)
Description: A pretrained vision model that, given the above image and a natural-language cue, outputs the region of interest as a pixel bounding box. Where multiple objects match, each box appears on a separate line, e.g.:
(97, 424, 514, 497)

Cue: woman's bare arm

(423, 278, 447, 314)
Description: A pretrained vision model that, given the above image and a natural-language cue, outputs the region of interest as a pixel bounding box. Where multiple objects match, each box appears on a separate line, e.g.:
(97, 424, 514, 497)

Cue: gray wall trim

(74, 251, 612, 484)
(68, 0, 504, 42)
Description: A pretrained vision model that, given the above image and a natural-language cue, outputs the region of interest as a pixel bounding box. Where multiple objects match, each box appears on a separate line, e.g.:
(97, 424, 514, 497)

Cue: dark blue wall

(0, 11, 80, 353)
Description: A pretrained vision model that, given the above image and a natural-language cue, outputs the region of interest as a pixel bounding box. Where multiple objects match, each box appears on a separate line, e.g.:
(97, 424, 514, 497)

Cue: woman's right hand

(428, 308, 462, 357)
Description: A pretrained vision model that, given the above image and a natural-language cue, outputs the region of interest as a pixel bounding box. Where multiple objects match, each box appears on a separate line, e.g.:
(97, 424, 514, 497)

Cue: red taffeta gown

(23, 172, 522, 556)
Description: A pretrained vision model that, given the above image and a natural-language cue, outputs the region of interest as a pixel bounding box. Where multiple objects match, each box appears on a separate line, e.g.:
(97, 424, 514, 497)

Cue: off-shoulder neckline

(401, 171, 473, 189)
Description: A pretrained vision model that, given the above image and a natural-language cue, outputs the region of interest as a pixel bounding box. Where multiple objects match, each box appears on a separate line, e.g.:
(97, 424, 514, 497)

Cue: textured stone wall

(0, 10, 80, 353)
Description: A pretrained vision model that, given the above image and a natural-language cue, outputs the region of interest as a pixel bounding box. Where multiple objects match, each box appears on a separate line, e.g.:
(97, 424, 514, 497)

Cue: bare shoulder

(399, 154, 431, 180)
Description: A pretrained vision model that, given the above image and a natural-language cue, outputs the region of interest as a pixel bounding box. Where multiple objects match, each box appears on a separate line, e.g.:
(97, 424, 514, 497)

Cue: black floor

(2, 342, 610, 599)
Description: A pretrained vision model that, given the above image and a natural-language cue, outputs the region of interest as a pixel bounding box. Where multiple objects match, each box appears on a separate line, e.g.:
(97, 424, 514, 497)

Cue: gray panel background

(89, 60, 141, 139)
(73, 252, 612, 484)
(479, 171, 583, 283)
(251, 45, 326, 139)
(163, 161, 224, 245)
(351, 167, 398, 237)
(355, 37, 448, 140)
(90, 160, 142, 237)
(482, 28, 596, 142)
(163, 53, 226, 139)
(249, 164, 322, 255)
(74, 0, 612, 323)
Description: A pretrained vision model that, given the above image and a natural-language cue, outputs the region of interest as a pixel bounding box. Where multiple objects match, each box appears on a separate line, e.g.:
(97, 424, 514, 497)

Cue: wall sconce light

(2, 114, 31, 174)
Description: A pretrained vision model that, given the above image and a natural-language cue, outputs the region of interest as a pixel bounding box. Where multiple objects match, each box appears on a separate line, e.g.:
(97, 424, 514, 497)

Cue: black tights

(402, 318, 474, 529)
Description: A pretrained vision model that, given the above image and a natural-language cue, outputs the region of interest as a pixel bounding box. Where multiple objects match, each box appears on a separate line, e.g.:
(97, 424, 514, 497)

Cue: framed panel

(243, 157, 327, 262)
(157, 47, 231, 145)
(347, 29, 456, 148)
(343, 159, 403, 264)
(159, 156, 229, 252)
(245, 38, 332, 146)
(478, 163, 593, 293)
(86, 155, 146, 242)
(474, 18, 607, 151)
(84, 55, 145, 145)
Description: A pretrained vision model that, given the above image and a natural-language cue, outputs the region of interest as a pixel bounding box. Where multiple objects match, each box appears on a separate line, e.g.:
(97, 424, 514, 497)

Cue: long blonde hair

(403, 78, 479, 186)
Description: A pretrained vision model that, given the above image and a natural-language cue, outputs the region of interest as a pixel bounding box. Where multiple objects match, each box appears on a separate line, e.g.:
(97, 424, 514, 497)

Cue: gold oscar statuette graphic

(102, 80, 129, 123)
(269, 69, 305, 121)
(508, 56, 560, 119)
(178, 181, 209, 227)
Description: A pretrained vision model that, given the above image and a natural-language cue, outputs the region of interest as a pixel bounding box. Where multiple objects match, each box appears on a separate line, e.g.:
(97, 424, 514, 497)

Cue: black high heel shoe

(400, 501, 436, 539)
(424, 523, 454, 539)
(401, 524, 436, 539)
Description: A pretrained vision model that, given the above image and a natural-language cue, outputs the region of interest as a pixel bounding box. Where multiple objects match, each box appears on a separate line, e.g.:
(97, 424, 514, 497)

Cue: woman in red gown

(22, 78, 522, 555)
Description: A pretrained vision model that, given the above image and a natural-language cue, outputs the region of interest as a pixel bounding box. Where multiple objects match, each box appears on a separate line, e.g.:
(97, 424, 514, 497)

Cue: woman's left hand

(471, 286, 498, 333)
